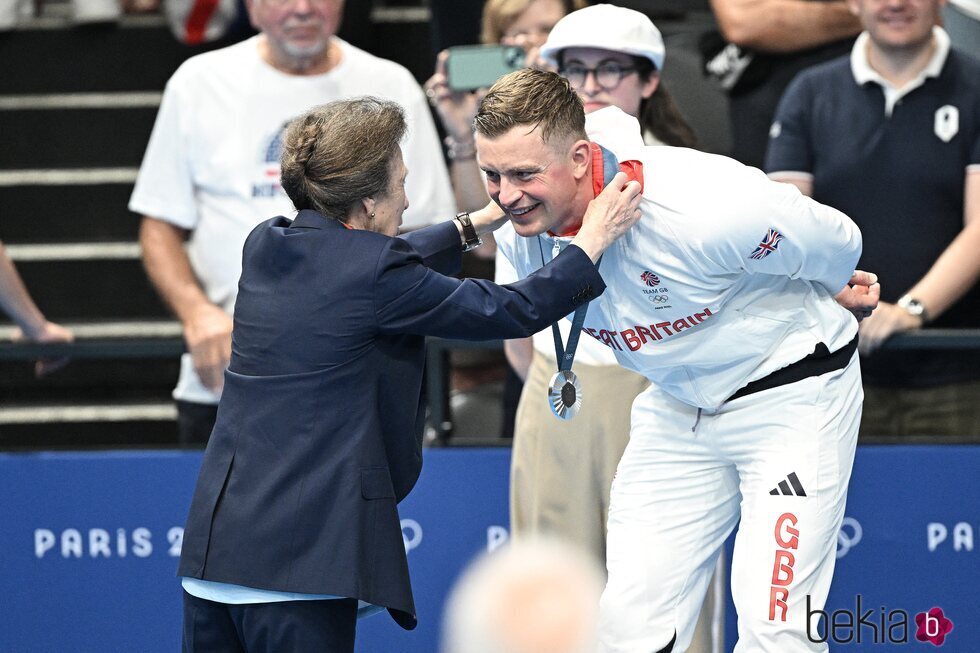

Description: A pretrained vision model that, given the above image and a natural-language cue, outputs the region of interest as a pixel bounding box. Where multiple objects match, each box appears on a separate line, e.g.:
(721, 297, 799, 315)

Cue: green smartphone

(447, 44, 526, 91)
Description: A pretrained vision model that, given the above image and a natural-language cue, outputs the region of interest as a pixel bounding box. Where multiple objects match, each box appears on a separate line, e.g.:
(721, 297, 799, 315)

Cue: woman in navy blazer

(177, 97, 641, 652)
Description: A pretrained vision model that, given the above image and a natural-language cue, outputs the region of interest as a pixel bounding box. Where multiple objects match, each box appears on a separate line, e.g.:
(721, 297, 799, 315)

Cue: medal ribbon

(537, 235, 600, 376)
(551, 279, 595, 374)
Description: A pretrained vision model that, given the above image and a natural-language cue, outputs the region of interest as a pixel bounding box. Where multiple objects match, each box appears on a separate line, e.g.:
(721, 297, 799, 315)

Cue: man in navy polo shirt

(765, 0, 980, 437)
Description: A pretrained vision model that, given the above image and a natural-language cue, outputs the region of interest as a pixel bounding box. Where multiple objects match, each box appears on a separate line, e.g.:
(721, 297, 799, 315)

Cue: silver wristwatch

(897, 294, 929, 324)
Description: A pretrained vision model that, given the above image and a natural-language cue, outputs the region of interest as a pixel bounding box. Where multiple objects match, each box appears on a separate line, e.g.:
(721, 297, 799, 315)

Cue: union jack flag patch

(749, 228, 785, 260)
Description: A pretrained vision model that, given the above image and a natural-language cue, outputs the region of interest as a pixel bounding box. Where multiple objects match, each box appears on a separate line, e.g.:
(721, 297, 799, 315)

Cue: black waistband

(727, 334, 858, 402)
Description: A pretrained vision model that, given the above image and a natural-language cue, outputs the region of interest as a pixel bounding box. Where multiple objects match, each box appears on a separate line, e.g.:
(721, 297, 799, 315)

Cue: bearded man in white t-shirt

(131, 0, 455, 444)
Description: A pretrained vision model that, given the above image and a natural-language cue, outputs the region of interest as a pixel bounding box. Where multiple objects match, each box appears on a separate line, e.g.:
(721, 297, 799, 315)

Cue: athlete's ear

(570, 139, 592, 180)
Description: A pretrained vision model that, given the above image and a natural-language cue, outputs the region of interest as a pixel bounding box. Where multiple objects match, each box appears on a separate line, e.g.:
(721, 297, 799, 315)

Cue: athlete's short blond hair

(474, 69, 586, 150)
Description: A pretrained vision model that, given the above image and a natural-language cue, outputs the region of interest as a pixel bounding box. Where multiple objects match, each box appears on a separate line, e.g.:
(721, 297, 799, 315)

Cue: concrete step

(0, 401, 176, 424)
(0, 319, 181, 340)
(1, 6, 434, 95)
(0, 351, 179, 400)
(0, 106, 157, 169)
(0, 321, 181, 403)
(0, 21, 226, 95)
(0, 183, 138, 243)
(0, 404, 179, 449)
(11, 256, 168, 321)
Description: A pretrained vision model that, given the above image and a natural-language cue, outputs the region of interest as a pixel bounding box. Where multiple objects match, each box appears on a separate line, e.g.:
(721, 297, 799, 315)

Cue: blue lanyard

(552, 298, 592, 372)
(537, 236, 599, 373)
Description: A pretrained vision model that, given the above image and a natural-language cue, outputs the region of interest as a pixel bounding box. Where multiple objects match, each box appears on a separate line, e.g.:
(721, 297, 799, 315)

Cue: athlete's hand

(183, 303, 233, 392)
(834, 270, 880, 328)
(572, 172, 643, 263)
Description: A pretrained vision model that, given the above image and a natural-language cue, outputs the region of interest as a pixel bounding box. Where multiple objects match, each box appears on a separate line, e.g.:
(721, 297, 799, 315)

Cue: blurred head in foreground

(441, 538, 604, 653)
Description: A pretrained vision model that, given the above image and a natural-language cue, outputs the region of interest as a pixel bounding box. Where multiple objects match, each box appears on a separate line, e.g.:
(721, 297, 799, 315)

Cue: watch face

(899, 297, 924, 318)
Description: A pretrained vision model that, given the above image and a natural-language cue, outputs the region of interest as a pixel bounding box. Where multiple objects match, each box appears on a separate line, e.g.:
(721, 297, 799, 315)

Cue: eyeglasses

(559, 62, 638, 90)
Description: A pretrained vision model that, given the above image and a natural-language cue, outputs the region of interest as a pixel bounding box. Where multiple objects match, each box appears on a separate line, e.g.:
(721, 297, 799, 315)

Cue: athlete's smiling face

(476, 124, 592, 237)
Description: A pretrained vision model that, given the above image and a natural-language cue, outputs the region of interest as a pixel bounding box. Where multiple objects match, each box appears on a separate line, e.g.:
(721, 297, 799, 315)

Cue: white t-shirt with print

(130, 36, 456, 404)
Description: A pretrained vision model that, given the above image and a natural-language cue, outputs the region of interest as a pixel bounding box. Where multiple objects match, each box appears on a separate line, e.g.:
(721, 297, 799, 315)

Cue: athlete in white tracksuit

(494, 106, 867, 652)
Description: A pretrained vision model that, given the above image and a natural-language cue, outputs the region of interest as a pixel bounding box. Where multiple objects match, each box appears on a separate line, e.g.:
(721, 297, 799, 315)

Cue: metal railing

(2, 329, 980, 443)
(3, 329, 977, 360)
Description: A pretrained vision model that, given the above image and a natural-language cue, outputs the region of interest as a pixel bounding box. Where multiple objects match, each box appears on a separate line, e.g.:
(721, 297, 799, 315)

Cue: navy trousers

(182, 591, 357, 653)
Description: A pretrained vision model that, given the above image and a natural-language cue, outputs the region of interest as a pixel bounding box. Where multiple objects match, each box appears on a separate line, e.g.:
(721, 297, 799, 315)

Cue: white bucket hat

(539, 4, 666, 71)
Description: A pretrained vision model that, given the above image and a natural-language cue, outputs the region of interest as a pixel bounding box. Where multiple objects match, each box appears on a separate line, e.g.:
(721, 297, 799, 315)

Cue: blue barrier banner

(0, 451, 200, 653)
(815, 445, 978, 651)
(0, 448, 510, 653)
(721, 445, 979, 652)
(1, 445, 976, 652)
(356, 448, 511, 652)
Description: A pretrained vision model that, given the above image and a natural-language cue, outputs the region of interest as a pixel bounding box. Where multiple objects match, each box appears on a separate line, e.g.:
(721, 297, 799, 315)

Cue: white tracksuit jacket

(496, 107, 862, 410)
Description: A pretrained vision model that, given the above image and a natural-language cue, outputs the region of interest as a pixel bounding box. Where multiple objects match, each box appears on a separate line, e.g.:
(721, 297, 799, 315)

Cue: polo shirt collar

(850, 26, 950, 116)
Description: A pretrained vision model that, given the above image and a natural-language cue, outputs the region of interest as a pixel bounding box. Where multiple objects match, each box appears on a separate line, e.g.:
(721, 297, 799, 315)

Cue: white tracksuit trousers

(599, 354, 862, 653)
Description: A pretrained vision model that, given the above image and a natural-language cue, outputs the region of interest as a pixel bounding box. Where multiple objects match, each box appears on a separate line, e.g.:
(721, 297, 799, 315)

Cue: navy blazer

(177, 210, 603, 629)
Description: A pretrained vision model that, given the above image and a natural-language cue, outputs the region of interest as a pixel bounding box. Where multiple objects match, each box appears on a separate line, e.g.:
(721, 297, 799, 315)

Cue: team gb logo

(640, 270, 660, 287)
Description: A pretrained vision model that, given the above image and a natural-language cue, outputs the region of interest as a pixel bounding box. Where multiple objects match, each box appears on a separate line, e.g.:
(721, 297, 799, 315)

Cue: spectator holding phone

(425, 0, 586, 225)
(424, 0, 586, 444)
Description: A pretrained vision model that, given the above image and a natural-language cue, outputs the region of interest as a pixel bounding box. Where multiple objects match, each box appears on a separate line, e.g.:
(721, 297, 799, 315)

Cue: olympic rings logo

(648, 294, 669, 304)
(401, 519, 423, 553)
(836, 517, 862, 558)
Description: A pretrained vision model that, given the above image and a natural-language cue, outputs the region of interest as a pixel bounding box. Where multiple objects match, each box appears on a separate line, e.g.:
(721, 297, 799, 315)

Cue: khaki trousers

(511, 351, 722, 653)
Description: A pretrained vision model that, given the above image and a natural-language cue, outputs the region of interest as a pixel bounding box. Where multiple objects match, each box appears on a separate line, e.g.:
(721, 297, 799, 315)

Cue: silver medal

(548, 369, 583, 420)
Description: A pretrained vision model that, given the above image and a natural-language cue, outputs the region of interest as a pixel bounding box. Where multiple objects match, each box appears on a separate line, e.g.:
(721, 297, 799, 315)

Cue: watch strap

(455, 212, 482, 252)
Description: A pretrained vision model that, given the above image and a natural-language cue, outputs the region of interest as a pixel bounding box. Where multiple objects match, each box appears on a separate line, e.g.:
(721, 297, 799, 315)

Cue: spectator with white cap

(539, 3, 696, 148)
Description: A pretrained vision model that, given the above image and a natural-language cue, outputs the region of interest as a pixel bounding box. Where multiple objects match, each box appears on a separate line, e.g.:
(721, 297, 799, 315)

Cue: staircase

(0, 0, 727, 449)
(0, 2, 435, 448)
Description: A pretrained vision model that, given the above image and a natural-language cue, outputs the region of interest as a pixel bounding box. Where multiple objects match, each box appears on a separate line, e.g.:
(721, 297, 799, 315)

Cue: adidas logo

(769, 472, 807, 497)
